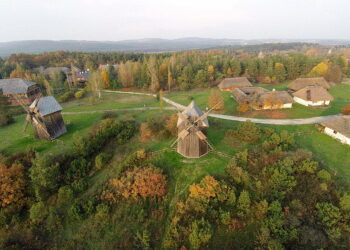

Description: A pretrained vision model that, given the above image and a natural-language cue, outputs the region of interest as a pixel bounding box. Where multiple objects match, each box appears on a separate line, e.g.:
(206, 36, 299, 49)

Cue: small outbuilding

(321, 116, 350, 145)
(28, 96, 67, 140)
(288, 77, 331, 91)
(218, 77, 252, 91)
(0, 78, 42, 105)
(292, 85, 334, 106)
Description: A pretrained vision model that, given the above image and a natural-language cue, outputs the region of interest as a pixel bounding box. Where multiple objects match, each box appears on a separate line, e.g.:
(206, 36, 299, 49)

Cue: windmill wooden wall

(177, 117, 208, 158)
(32, 111, 67, 140)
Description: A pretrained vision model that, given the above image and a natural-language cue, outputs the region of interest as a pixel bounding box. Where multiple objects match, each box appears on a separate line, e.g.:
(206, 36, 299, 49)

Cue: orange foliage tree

(165, 114, 178, 136)
(100, 70, 110, 89)
(341, 105, 350, 115)
(208, 89, 224, 110)
(0, 163, 26, 208)
(102, 167, 167, 203)
(139, 123, 153, 142)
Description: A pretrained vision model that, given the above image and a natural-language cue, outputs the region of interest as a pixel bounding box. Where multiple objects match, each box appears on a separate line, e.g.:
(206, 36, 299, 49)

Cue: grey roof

(0, 78, 38, 95)
(43, 67, 70, 75)
(178, 101, 209, 127)
(321, 116, 350, 138)
(30, 96, 63, 116)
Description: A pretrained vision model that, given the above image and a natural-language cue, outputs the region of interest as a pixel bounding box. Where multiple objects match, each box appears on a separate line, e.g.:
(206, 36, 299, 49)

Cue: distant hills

(0, 38, 349, 57)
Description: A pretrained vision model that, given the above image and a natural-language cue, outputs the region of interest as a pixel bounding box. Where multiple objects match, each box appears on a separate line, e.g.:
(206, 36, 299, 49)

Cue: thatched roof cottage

(288, 77, 331, 91)
(218, 77, 252, 91)
(292, 85, 334, 106)
(321, 116, 350, 145)
(232, 87, 294, 110)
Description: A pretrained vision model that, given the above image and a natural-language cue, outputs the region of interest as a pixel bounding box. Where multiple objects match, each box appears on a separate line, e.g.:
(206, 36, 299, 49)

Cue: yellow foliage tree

(308, 62, 329, 77)
(208, 89, 224, 110)
(100, 71, 110, 89)
(226, 67, 233, 76)
(208, 65, 215, 81)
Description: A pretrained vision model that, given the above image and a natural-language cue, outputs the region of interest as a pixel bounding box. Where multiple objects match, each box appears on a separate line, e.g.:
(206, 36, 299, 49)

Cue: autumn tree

(88, 71, 103, 98)
(100, 70, 110, 89)
(308, 62, 329, 77)
(0, 94, 13, 127)
(274, 62, 286, 82)
(208, 89, 224, 110)
(324, 65, 343, 84)
(165, 114, 178, 136)
(139, 123, 153, 142)
(0, 163, 26, 208)
(147, 56, 160, 92)
(207, 65, 215, 81)
(102, 167, 167, 203)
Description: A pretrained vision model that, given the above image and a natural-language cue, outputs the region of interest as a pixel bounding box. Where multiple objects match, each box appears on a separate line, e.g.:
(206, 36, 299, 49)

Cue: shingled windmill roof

(0, 78, 38, 95)
(321, 116, 350, 138)
(178, 101, 209, 127)
(30, 96, 63, 116)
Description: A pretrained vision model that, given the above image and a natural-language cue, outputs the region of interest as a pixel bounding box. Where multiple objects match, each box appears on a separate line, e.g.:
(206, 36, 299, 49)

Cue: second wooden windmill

(174, 101, 213, 158)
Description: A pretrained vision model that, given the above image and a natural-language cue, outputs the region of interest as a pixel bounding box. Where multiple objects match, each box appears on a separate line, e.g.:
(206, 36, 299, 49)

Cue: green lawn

(166, 83, 350, 118)
(62, 92, 161, 112)
(1, 91, 349, 185)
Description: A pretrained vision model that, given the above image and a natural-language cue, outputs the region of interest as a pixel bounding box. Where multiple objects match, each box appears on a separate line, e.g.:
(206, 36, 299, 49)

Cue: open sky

(0, 0, 349, 42)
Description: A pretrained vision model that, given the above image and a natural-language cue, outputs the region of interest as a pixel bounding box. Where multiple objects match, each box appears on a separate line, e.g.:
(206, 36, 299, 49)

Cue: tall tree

(147, 56, 160, 92)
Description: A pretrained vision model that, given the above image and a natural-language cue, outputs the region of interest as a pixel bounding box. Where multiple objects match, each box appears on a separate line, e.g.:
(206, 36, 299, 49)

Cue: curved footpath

(63, 90, 341, 125)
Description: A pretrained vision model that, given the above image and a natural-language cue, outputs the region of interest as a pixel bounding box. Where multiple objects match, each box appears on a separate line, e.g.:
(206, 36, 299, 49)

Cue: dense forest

(0, 43, 349, 95)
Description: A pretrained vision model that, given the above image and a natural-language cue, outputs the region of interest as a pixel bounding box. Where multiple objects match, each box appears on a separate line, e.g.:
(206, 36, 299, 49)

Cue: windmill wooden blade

(178, 129, 189, 139)
(23, 114, 31, 132)
(178, 112, 188, 121)
(196, 130, 207, 140)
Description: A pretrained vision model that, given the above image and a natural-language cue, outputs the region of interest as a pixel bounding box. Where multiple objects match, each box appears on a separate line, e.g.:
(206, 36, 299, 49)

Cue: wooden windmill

(174, 101, 213, 158)
(15, 95, 67, 140)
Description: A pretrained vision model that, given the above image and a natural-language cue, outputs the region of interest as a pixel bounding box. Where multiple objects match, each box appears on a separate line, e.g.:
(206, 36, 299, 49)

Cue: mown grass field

(1, 90, 349, 185)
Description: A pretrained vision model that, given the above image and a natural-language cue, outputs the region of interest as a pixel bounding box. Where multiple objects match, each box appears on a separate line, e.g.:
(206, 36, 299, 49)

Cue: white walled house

(292, 86, 334, 107)
(321, 116, 350, 145)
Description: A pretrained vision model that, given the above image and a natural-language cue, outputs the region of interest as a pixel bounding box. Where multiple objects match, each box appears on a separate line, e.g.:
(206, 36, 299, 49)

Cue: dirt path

(66, 90, 341, 125)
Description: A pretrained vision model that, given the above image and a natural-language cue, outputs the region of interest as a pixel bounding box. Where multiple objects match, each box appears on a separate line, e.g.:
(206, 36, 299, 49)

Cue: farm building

(292, 85, 334, 106)
(321, 116, 350, 145)
(218, 77, 252, 91)
(288, 77, 331, 91)
(28, 96, 67, 140)
(0, 78, 42, 105)
(177, 101, 209, 158)
(232, 87, 294, 110)
(67, 67, 89, 88)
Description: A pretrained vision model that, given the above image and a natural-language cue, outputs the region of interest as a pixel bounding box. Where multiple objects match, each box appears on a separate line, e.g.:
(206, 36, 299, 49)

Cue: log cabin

(0, 78, 42, 105)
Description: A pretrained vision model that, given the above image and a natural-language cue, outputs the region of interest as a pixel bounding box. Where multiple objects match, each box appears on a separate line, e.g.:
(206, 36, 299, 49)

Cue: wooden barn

(288, 77, 331, 91)
(67, 66, 89, 88)
(0, 78, 42, 105)
(28, 96, 67, 140)
(177, 101, 209, 158)
(218, 77, 252, 91)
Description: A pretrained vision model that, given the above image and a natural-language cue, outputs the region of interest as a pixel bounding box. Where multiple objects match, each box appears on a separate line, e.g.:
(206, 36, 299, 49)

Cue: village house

(292, 85, 334, 106)
(218, 77, 252, 91)
(28, 96, 67, 140)
(0, 78, 42, 105)
(321, 116, 350, 145)
(66, 67, 89, 88)
(232, 87, 294, 110)
(288, 77, 331, 91)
